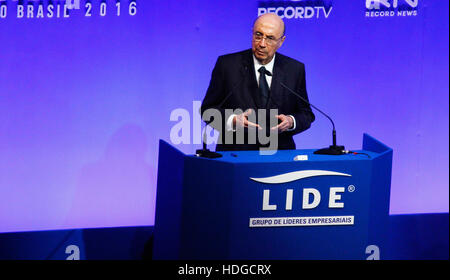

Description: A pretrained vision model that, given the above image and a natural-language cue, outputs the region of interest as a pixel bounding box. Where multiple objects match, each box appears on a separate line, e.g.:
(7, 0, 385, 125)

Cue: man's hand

(271, 114, 294, 132)
(233, 109, 262, 130)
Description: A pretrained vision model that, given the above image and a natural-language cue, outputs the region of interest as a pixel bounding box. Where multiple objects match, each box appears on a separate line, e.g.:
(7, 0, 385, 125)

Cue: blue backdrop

(0, 0, 448, 233)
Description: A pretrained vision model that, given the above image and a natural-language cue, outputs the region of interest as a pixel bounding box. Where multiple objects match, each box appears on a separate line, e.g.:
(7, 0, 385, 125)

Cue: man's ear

(279, 36, 286, 48)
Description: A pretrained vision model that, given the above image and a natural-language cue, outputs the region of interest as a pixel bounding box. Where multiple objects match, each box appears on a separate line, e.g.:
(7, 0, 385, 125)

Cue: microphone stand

(280, 82, 345, 155)
(313, 125, 345, 155)
(195, 125, 222, 158)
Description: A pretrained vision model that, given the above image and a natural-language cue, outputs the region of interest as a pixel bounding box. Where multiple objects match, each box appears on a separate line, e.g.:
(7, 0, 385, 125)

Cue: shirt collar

(253, 53, 276, 75)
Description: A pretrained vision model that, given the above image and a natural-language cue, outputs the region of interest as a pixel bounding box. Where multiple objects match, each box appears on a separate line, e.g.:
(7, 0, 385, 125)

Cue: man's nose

(259, 38, 267, 48)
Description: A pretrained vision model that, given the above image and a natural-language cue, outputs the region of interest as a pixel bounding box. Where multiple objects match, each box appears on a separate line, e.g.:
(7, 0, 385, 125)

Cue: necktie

(258, 66, 271, 108)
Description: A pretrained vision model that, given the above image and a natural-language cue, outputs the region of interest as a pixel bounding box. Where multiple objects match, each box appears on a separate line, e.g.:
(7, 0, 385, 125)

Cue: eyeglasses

(252, 32, 284, 46)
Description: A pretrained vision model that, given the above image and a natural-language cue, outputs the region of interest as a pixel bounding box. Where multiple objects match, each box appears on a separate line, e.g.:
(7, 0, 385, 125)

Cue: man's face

(252, 15, 285, 65)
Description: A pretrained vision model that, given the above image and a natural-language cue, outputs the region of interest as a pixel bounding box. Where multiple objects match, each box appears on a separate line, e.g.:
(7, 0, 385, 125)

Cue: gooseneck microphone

(279, 82, 345, 155)
(196, 65, 248, 158)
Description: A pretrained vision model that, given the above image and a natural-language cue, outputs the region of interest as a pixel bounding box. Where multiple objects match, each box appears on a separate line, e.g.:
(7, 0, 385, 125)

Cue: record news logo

(257, 0, 333, 20)
(365, 0, 418, 17)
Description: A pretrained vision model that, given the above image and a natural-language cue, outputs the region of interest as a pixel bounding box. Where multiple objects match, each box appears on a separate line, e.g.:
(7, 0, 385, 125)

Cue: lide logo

(249, 170, 355, 228)
(365, 0, 418, 17)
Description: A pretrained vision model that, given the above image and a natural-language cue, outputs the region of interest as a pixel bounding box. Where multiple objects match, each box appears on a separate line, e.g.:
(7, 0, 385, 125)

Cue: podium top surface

(161, 133, 392, 164)
(189, 149, 380, 164)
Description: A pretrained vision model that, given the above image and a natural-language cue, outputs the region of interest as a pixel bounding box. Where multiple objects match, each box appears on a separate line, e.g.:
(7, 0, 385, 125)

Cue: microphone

(196, 65, 248, 158)
(279, 82, 345, 155)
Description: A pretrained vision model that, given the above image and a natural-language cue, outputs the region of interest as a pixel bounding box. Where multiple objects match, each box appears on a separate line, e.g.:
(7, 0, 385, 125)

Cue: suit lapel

(242, 50, 259, 109)
(268, 53, 285, 109)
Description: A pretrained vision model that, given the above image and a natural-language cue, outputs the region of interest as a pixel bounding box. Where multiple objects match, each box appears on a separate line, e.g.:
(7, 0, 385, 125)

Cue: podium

(153, 134, 392, 260)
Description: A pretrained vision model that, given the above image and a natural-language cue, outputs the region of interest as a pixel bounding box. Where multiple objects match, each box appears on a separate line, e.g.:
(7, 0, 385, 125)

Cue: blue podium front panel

(153, 134, 392, 260)
(226, 154, 374, 259)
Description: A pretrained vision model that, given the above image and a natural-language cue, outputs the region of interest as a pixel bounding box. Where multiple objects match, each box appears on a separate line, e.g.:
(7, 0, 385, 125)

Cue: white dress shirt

(253, 53, 275, 88)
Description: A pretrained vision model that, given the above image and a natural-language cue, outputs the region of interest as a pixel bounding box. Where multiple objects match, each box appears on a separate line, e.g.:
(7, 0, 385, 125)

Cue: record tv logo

(257, 0, 333, 20)
(365, 0, 418, 17)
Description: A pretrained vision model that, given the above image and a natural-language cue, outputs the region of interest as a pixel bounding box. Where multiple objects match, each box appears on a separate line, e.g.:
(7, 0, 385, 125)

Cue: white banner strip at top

(250, 170, 351, 184)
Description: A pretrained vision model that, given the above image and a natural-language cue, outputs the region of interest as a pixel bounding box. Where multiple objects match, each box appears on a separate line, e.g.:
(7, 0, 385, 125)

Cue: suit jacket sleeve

(200, 56, 228, 133)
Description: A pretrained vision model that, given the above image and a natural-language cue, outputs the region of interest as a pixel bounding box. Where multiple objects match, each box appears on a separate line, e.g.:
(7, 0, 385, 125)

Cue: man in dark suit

(201, 13, 315, 152)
